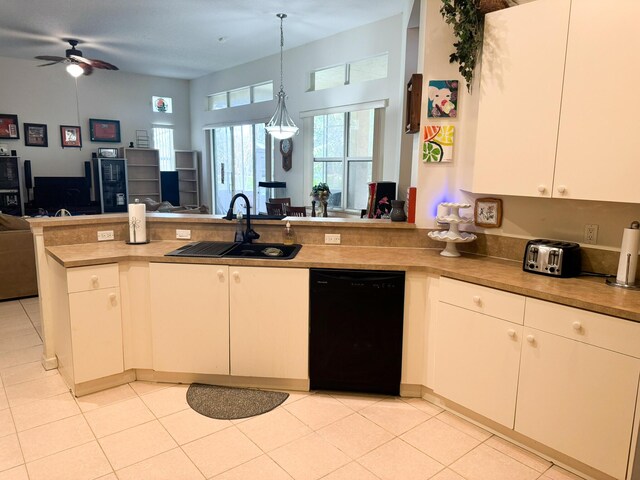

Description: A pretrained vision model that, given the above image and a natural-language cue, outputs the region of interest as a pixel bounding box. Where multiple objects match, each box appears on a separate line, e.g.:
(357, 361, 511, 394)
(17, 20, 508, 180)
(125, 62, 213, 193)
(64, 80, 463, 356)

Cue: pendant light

(265, 13, 299, 140)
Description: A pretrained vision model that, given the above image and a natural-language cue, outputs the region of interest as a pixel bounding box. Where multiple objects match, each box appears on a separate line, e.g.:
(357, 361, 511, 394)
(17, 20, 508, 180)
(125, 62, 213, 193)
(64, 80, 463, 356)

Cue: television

(34, 176, 91, 212)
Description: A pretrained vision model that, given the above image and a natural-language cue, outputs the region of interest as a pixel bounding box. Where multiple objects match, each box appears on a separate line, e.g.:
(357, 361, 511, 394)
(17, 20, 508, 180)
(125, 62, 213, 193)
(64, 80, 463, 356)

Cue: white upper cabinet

(553, 0, 640, 202)
(473, 0, 640, 203)
(473, 0, 570, 198)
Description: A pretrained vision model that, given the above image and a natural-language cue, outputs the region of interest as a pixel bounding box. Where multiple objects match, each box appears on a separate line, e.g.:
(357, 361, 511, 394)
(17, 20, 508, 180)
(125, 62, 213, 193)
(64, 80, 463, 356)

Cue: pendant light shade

(265, 13, 298, 140)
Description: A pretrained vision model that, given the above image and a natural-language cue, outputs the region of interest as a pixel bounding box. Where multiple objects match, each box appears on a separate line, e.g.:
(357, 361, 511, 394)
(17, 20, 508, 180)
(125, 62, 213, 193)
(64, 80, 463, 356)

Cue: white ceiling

(0, 0, 406, 80)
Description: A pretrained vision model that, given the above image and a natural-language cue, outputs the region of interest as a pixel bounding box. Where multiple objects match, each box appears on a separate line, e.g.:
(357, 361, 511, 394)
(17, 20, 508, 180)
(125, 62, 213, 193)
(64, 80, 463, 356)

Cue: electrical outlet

(325, 233, 341, 244)
(584, 224, 598, 244)
(176, 229, 191, 240)
(97, 230, 114, 241)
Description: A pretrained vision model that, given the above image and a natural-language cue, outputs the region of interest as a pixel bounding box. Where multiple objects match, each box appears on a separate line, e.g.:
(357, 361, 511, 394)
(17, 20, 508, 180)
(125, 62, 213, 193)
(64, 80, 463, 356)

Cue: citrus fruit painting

(422, 125, 454, 163)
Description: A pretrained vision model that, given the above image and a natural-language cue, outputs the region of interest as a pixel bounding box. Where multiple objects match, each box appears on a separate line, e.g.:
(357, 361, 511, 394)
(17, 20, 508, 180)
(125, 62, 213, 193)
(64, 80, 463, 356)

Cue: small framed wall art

(0, 114, 20, 139)
(152, 96, 173, 113)
(60, 125, 82, 148)
(89, 118, 121, 143)
(24, 123, 48, 147)
(474, 197, 503, 228)
(422, 125, 455, 163)
(427, 80, 458, 118)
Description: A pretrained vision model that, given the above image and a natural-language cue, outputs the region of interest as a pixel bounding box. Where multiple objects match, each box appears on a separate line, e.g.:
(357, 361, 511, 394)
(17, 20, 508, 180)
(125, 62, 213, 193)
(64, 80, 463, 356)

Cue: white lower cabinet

(150, 263, 229, 375)
(229, 267, 309, 380)
(434, 303, 522, 428)
(515, 302, 640, 480)
(434, 287, 523, 428)
(149, 263, 309, 380)
(435, 279, 640, 479)
(69, 287, 124, 384)
(52, 263, 124, 389)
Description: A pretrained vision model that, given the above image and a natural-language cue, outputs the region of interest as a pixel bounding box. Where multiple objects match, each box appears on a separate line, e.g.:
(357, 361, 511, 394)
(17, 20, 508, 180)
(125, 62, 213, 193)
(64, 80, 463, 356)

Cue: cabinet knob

(91, 275, 99, 287)
(557, 185, 567, 194)
(537, 185, 546, 193)
(507, 329, 516, 338)
(217, 269, 225, 279)
(232, 271, 240, 280)
(108, 293, 117, 304)
(526, 334, 535, 344)
(472, 295, 481, 305)
(572, 321, 582, 331)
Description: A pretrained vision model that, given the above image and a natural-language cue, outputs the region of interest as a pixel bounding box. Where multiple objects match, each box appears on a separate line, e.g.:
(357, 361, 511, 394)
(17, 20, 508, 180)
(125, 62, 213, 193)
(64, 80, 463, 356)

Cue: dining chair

(285, 206, 306, 217)
(269, 197, 291, 208)
(266, 202, 286, 215)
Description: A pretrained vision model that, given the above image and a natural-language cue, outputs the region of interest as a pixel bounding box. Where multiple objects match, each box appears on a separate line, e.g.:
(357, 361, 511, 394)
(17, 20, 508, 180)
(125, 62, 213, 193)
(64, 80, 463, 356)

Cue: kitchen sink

(222, 243, 302, 259)
(165, 241, 301, 260)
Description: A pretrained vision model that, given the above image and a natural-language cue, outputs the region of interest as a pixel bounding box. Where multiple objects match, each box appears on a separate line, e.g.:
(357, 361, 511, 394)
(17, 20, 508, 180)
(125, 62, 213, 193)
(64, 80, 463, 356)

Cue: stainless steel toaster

(523, 239, 581, 278)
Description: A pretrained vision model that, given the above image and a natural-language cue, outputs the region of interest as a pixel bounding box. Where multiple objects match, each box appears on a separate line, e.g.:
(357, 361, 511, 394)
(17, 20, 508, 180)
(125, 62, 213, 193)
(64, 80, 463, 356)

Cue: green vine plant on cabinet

(440, 0, 514, 92)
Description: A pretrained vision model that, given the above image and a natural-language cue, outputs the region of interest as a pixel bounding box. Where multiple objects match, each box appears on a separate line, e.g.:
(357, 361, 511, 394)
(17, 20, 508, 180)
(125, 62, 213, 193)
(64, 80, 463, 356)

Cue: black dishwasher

(309, 268, 405, 395)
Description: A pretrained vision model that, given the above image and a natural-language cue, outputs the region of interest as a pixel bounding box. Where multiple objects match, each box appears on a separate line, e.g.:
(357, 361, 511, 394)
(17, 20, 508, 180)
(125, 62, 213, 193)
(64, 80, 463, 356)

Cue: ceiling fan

(35, 39, 118, 76)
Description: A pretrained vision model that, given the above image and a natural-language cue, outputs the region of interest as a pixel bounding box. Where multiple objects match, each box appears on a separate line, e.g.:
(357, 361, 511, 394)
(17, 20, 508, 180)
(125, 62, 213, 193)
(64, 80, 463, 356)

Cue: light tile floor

(0, 298, 588, 480)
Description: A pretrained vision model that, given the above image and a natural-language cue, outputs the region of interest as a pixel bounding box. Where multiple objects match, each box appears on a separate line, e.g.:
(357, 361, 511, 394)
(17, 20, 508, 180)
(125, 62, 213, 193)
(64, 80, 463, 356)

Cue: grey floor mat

(186, 384, 289, 420)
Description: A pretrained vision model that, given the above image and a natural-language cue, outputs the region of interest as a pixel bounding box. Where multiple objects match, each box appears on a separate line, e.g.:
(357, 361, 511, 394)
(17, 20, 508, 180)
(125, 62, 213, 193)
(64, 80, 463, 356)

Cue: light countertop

(45, 240, 640, 322)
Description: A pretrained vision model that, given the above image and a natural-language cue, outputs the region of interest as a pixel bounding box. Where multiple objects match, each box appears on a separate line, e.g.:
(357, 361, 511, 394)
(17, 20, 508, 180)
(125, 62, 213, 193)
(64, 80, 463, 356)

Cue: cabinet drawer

(440, 277, 525, 324)
(67, 264, 119, 293)
(525, 298, 640, 358)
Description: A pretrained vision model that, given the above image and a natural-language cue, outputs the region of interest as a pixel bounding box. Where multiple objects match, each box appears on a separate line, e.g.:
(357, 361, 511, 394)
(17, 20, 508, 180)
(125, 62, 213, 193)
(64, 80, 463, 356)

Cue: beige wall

(415, 0, 640, 249)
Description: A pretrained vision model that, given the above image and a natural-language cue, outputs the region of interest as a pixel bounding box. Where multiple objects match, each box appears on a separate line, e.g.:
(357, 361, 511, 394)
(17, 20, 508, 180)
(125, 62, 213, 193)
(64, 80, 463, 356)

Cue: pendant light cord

(278, 13, 286, 92)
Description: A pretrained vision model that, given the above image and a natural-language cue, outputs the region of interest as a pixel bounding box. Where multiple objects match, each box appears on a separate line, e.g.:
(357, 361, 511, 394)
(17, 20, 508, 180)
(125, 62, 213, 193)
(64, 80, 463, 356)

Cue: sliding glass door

(210, 122, 268, 215)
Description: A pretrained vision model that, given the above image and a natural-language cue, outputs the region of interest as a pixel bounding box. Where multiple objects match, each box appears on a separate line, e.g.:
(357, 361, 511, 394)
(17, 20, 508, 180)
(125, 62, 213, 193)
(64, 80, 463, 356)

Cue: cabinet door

(434, 303, 522, 428)
(150, 263, 229, 375)
(229, 267, 309, 380)
(554, 0, 640, 202)
(516, 328, 640, 479)
(472, 0, 570, 197)
(69, 287, 123, 384)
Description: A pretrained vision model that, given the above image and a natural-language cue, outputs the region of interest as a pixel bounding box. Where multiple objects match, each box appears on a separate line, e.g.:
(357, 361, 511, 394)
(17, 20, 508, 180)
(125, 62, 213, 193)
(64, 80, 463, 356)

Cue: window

(209, 122, 269, 215)
(309, 53, 389, 92)
(206, 82, 273, 111)
(313, 109, 375, 211)
(152, 126, 175, 171)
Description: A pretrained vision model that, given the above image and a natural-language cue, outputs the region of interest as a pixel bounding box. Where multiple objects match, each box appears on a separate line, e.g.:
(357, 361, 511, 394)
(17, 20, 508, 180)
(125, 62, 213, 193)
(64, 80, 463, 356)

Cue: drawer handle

(537, 185, 546, 193)
(472, 295, 481, 305)
(217, 269, 225, 279)
(91, 275, 99, 287)
(507, 329, 516, 339)
(108, 293, 117, 304)
(526, 334, 535, 344)
(232, 271, 240, 280)
(572, 321, 582, 331)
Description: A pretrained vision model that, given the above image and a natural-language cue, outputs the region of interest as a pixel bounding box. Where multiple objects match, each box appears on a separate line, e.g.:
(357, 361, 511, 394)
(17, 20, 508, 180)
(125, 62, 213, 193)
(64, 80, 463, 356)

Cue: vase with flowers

(310, 182, 331, 217)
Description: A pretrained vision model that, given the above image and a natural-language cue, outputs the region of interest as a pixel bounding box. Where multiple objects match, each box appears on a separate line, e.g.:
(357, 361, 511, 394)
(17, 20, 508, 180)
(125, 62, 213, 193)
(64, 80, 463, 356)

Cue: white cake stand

(428, 202, 477, 257)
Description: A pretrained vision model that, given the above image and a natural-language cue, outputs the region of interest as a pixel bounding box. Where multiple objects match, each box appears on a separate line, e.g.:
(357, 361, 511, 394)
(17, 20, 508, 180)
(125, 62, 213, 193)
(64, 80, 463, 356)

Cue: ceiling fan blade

(70, 55, 118, 71)
(80, 63, 94, 76)
(34, 55, 65, 62)
(37, 61, 63, 67)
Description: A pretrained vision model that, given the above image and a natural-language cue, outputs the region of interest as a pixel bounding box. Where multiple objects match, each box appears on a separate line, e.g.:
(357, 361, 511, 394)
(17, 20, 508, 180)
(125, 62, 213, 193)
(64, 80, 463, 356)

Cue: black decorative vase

(390, 200, 407, 222)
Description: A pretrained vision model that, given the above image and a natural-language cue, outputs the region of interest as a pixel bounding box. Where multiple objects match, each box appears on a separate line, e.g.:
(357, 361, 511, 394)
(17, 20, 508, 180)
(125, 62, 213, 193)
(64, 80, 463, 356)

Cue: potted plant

(440, 0, 511, 92)
(310, 182, 331, 202)
(310, 182, 331, 217)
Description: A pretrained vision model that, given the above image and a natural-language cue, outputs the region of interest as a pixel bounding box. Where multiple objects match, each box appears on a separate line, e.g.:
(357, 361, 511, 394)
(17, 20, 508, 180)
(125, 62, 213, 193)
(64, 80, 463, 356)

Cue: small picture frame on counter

(474, 197, 502, 228)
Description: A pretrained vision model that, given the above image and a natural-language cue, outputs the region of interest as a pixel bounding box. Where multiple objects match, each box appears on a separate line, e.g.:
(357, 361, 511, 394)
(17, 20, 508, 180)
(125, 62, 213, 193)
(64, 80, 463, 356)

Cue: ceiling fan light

(66, 63, 84, 78)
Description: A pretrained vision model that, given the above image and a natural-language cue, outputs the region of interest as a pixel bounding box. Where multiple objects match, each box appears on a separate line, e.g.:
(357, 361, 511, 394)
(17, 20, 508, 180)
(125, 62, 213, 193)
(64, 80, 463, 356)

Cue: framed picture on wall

(0, 114, 20, 139)
(60, 125, 82, 148)
(24, 123, 48, 147)
(474, 197, 503, 228)
(89, 118, 121, 143)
